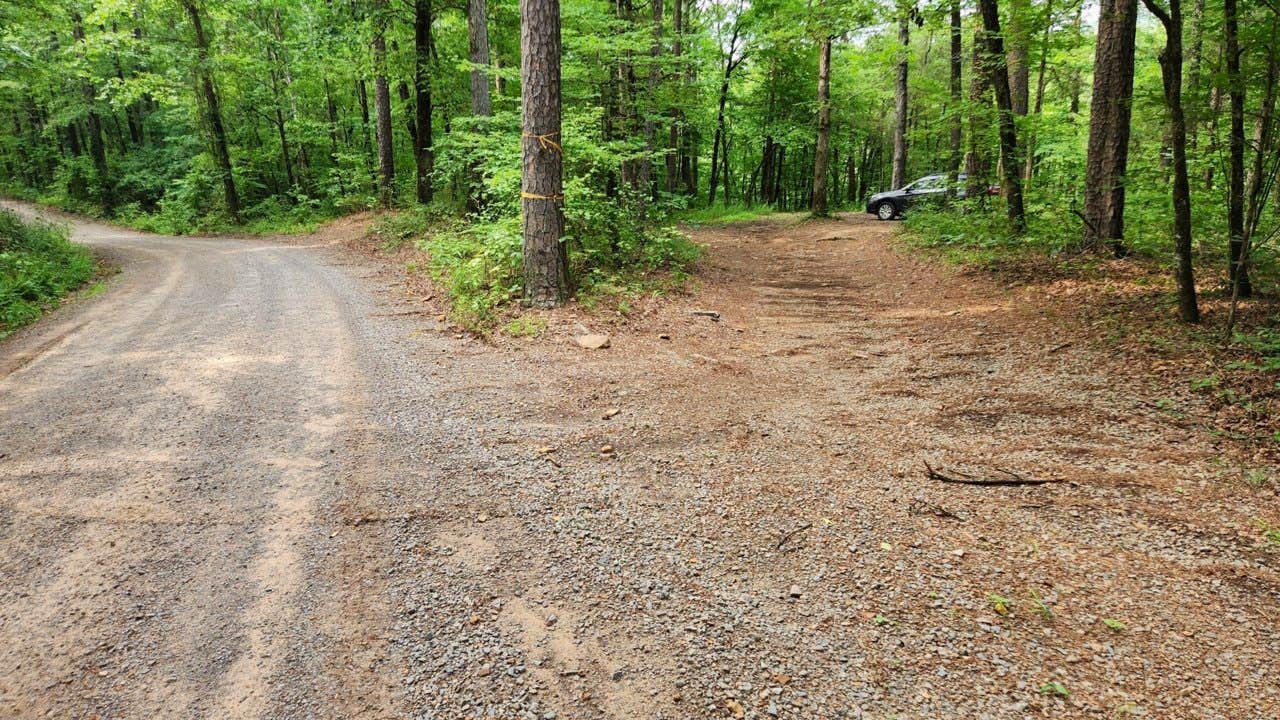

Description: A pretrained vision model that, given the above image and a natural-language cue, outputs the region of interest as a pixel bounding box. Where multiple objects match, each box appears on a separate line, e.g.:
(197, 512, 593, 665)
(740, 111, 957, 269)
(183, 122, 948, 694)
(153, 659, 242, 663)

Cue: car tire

(875, 200, 897, 221)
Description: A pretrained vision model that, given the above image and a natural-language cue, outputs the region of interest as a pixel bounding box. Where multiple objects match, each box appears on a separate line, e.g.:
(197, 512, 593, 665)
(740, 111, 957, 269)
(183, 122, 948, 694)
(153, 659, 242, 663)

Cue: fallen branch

(775, 521, 813, 550)
(908, 498, 963, 520)
(924, 460, 1062, 487)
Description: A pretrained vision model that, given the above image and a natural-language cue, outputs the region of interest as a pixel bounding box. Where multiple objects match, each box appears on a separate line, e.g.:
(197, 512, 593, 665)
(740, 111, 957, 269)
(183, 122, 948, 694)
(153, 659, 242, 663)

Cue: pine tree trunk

(811, 36, 832, 216)
(182, 0, 240, 222)
(372, 0, 396, 207)
(1081, 0, 1138, 254)
(892, 12, 909, 188)
(521, 0, 570, 306)
(1141, 0, 1199, 322)
(977, 0, 1026, 234)
(415, 0, 435, 204)
(1225, 0, 1250, 295)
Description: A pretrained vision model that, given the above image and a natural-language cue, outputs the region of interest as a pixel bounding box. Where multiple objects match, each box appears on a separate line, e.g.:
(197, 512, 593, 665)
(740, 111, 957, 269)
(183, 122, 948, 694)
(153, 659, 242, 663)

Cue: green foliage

(0, 210, 95, 337)
(1038, 681, 1070, 698)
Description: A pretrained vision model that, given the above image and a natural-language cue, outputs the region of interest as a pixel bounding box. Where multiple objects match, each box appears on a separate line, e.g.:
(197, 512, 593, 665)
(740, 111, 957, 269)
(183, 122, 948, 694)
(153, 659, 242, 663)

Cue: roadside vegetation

(0, 210, 96, 338)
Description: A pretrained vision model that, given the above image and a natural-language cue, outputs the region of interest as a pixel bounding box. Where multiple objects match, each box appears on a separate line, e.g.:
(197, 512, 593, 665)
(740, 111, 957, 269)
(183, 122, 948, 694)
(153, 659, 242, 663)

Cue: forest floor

(1, 204, 1278, 720)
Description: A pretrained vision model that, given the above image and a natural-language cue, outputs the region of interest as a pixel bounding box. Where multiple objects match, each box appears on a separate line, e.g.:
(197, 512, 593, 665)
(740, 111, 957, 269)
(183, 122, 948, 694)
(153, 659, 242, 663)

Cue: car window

(910, 176, 943, 191)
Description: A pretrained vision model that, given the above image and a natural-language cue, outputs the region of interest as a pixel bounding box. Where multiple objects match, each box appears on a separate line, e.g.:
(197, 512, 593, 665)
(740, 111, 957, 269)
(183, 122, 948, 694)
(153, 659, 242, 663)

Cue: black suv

(865, 173, 990, 220)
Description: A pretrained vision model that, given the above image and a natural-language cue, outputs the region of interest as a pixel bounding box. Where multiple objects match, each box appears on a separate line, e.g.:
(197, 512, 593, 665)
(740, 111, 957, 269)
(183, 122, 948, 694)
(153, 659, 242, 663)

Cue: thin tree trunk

(977, 0, 1026, 234)
(1228, 46, 1278, 335)
(812, 36, 833, 216)
(1024, 0, 1053, 181)
(1225, 0, 1249, 295)
(1141, 0, 1199, 322)
(71, 12, 111, 210)
(372, 0, 396, 207)
(521, 0, 570, 305)
(708, 30, 740, 205)
(1082, 0, 1138, 254)
(181, 0, 240, 222)
(644, 0, 661, 199)
(666, 0, 683, 194)
(892, 10, 910, 188)
(415, 0, 435, 204)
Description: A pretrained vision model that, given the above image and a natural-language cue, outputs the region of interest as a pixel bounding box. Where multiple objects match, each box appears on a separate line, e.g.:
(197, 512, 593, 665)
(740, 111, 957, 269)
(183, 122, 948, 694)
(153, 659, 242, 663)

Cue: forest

(1, 0, 1278, 323)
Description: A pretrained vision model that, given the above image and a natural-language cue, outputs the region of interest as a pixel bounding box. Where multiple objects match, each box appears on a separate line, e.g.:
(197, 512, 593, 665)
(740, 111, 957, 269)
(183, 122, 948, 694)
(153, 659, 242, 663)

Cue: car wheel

(875, 200, 896, 221)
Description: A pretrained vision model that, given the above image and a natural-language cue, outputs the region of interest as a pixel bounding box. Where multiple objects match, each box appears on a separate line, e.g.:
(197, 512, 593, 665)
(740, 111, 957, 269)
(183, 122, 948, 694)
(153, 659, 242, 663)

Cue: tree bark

(1225, 0, 1249, 295)
(1141, 0, 1199, 322)
(966, 23, 992, 201)
(415, 0, 435, 204)
(468, 0, 492, 117)
(521, 0, 570, 306)
(1007, 0, 1030, 116)
(1082, 0, 1138, 255)
(977, 0, 1026, 234)
(892, 10, 910, 188)
(811, 36, 832, 216)
(948, 0, 963, 198)
(182, 0, 240, 222)
(372, 0, 395, 207)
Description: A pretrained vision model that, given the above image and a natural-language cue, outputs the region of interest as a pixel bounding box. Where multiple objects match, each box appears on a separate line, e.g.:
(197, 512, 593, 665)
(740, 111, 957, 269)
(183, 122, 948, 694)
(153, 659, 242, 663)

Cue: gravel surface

(2, 203, 1277, 719)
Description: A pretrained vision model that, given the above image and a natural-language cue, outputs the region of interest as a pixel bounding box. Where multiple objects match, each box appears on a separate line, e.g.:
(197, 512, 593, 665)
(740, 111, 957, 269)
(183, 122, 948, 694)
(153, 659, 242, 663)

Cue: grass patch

(0, 210, 96, 338)
(676, 203, 793, 227)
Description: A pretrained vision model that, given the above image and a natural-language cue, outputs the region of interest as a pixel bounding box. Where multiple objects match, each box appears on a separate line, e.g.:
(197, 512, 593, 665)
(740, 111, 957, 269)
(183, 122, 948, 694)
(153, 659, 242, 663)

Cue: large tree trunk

(1082, 0, 1138, 255)
(521, 0, 570, 306)
(182, 0, 240, 222)
(977, 0, 1026, 234)
(1142, 0, 1199, 322)
(415, 0, 435, 204)
(1225, 0, 1249, 295)
(966, 23, 992, 201)
(372, 0, 395, 207)
(1006, 0, 1030, 116)
(811, 36, 832, 216)
(948, 0, 963, 197)
(468, 0, 492, 117)
(891, 11, 910, 188)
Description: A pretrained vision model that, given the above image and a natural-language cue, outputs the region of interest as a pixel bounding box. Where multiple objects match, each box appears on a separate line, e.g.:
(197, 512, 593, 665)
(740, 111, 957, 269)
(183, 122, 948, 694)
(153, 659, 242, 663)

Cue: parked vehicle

(865, 173, 998, 220)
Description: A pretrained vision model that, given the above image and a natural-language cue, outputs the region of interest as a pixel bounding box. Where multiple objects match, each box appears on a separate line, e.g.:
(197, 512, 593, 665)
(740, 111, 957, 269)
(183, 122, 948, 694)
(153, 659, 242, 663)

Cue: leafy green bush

(0, 210, 95, 336)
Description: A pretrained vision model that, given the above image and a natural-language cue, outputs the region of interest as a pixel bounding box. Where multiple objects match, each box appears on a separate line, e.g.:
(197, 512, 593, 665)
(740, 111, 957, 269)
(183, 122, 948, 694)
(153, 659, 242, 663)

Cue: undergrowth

(376, 204, 702, 331)
(0, 210, 96, 337)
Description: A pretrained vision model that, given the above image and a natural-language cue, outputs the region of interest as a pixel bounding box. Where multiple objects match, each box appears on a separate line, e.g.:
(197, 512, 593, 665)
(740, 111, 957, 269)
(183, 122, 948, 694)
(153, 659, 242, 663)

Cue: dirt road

(2, 204, 1277, 719)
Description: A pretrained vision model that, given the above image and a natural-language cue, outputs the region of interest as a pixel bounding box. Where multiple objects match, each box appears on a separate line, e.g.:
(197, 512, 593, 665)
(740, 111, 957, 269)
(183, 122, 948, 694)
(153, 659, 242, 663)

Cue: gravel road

(0, 201, 421, 718)
(2, 203, 1277, 720)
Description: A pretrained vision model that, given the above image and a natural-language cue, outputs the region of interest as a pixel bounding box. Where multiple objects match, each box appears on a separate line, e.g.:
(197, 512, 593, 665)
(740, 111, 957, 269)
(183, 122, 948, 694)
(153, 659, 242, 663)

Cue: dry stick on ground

(908, 498, 964, 520)
(923, 460, 1063, 486)
(775, 521, 813, 550)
